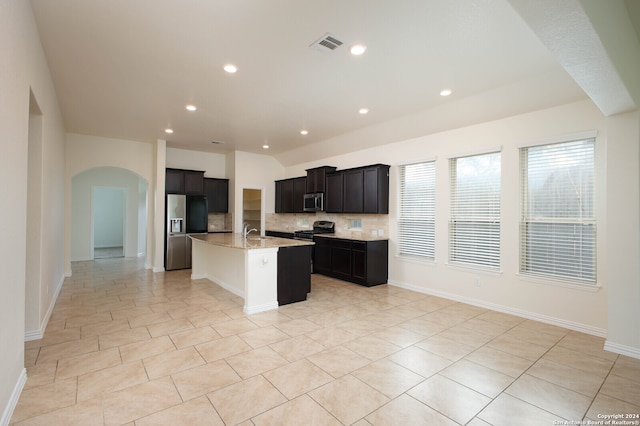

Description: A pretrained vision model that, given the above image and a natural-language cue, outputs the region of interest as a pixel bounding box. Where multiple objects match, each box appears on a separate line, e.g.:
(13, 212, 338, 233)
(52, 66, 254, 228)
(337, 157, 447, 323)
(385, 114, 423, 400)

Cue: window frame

(448, 150, 502, 270)
(519, 137, 597, 285)
(397, 160, 436, 261)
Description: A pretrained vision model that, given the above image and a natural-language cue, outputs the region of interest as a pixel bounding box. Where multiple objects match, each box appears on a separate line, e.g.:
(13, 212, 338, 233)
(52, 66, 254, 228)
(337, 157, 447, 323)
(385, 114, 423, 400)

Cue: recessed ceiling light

(185, 104, 197, 111)
(350, 44, 367, 55)
(300, 130, 309, 135)
(223, 64, 238, 73)
(359, 108, 369, 115)
(262, 144, 269, 149)
(440, 89, 452, 97)
(165, 128, 174, 134)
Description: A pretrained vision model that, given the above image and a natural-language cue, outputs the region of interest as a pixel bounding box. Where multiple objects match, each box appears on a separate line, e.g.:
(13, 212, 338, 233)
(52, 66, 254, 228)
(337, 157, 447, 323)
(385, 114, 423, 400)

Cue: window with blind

(520, 138, 596, 283)
(449, 151, 501, 269)
(398, 161, 436, 260)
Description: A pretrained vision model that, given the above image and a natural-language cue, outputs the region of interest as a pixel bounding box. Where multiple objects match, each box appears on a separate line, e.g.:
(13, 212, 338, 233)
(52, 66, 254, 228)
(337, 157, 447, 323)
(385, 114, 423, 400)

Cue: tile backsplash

(266, 213, 389, 238)
(208, 213, 232, 231)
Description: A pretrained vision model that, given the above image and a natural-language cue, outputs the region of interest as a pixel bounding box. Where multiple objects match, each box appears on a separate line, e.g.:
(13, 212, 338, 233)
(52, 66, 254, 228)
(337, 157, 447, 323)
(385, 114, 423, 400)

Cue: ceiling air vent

(310, 33, 344, 52)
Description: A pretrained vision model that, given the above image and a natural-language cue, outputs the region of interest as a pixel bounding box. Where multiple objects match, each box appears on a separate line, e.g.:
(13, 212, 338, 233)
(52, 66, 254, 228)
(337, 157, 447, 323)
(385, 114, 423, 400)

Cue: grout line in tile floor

(10, 257, 640, 425)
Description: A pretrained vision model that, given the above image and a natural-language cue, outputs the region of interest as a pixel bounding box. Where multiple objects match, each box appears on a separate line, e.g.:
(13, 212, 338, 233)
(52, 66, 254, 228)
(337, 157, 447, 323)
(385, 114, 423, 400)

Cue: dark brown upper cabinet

(165, 168, 205, 195)
(363, 164, 390, 214)
(293, 177, 306, 213)
(203, 178, 229, 213)
(184, 170, 204, 194)
(343, 168, 364, 213)
(325, 171, 344, 213)
(275, 176, 307, 213)
(277, 164, 389, 214)
(325, 164, 389, 214)
(305, 166, 337, 193)
(165, 168, 184, 194)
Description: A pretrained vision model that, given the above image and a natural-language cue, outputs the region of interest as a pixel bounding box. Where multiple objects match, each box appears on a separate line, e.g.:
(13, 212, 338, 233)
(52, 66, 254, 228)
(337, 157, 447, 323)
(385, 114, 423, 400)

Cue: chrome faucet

(243, 224, 258, 238)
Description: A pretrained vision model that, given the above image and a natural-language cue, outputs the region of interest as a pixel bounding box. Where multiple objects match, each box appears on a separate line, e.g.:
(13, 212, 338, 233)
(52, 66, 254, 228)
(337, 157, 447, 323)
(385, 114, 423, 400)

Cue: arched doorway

(70, 167, 148, 262)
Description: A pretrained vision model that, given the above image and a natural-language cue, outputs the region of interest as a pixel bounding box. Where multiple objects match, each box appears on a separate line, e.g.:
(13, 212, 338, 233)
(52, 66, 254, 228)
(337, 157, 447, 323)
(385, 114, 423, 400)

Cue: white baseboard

(388, 279, 608, 338)
(24, 329, 43, 341)
(244, 301, 279, 315)
(193, 272, 244, 299)
(24, 274, 65, 341)
(190, 272, 208, 280)
(193, 273, 279, 315)
(152, 266, 165, 273)
(604, 340, 640, 360)
(1, 368, 26, 426)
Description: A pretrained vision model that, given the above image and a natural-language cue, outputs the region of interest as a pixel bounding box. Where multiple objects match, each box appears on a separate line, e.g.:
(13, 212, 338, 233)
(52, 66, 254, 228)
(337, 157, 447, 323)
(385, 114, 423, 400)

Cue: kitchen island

(189, 234, 314, 314)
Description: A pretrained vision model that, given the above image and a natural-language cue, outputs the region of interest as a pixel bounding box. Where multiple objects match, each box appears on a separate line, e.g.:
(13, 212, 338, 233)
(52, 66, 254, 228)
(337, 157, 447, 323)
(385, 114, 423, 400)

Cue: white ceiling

(29, 0, 639, 165)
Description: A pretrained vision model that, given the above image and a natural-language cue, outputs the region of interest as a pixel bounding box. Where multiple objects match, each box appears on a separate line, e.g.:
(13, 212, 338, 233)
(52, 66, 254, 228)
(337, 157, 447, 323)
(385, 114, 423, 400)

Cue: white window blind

(398, 161, 436, 259)
(449, 152, 501, 269)
(520, 139, 596, 283)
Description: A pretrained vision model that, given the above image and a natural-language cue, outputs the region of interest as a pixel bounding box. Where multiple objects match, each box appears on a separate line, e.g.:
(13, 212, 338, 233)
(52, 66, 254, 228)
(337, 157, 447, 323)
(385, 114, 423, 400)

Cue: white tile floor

(93, 247, 123, 259)
(12, 257, 640, 425)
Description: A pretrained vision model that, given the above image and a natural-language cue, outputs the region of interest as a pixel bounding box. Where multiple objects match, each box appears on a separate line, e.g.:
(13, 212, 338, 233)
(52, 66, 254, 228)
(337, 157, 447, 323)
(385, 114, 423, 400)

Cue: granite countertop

(314, 233, 389, 242)
(190, 233, 314, 250)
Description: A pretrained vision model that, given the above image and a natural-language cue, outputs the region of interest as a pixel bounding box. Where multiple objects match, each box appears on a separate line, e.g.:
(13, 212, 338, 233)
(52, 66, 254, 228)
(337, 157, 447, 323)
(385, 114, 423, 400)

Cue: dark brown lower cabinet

(314, 242, 332, 275)
(330, 240, 352, 281)
(351, 243, 366, 281)
(313, 237, 388, 286)
(277, 245, 312, 305)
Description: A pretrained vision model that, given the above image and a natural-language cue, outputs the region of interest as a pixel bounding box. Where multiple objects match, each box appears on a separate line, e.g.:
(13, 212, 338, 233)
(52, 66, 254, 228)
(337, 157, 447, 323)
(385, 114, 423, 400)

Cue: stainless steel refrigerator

(165, 194, 208, 270)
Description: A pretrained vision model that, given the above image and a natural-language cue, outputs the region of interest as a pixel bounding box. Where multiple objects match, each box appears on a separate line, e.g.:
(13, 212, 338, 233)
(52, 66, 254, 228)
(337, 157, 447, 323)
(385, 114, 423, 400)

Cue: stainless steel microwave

(303, 192, 324, 212)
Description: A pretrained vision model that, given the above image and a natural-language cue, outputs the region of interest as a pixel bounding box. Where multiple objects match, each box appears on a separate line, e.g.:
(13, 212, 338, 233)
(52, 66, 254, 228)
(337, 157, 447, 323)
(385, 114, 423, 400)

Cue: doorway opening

(25, 90, 43, 335)
(71, 167, 148, 264)
(93, 187, 126, 258)
(242, 188, 262, 234)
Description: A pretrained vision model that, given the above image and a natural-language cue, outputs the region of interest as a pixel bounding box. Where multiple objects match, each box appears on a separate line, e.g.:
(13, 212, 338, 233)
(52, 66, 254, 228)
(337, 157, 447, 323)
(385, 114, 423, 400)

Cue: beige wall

(166, 147, 227, 178)
(603, 110, 640, 356)
(0, 0, 67, 421)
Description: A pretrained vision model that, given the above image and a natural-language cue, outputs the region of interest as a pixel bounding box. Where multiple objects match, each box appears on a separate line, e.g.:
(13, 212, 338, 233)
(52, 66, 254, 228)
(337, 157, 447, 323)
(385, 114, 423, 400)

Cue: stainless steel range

(293, 220, 335, 241)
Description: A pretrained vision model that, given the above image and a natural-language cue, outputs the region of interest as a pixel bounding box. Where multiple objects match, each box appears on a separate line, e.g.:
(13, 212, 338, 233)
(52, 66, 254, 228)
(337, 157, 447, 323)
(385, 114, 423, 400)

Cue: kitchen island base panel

(277, 245, 312, 305)
(191, 238, 279, 314)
